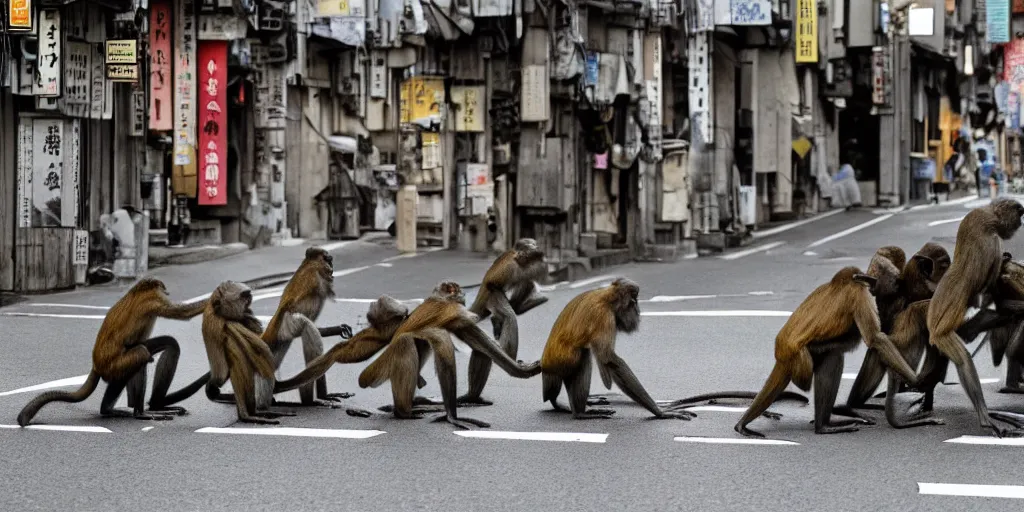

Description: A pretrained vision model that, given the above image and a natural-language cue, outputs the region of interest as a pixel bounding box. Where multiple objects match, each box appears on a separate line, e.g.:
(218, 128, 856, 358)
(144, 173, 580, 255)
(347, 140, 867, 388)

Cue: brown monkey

(272, 296, 410, 417)
(734, 267, 922, 438)
(17, 278, 206, 426)
(838, 243, 951, 417)
(458, 238, 549, 406)
(357, 281, 542, 428)
(150, 247, 352, 410)
(925, 197, 1024, 437)
(199, 281, 281, 424)
(539, 278, 695, 421)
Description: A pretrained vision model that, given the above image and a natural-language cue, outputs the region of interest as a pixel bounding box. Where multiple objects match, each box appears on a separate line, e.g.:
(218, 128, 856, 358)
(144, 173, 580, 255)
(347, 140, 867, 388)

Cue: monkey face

(999, 260, 1024, 298)
(367, 295, 410, 326)
(866, 255, 901, 297)
(434, 281, 467, 304)
(211, 281, 253, 320)
(610, 278, 641, 333)
(991, 199, 1024, 239)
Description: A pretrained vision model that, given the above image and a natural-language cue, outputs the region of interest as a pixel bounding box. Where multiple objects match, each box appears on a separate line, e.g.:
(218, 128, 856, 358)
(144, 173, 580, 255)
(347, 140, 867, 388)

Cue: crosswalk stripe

(673, 436, 798, 446)
(453, 430, 608, 443)
(0, 424, 112, 433)
(944, 435, 1024, 447)
(918, 482, 1024, 499)
(195, 427, 386, 439)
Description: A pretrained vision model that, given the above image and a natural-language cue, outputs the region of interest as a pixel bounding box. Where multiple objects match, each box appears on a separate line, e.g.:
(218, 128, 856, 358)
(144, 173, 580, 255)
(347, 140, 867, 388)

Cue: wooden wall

(0, 91, 15, 291)
(14, 228, 76, 293)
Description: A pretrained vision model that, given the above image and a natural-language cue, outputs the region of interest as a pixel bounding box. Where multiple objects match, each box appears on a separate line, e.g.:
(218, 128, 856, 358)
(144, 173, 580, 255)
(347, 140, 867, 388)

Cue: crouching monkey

(459, 238, 550, 406)
(539, 278, 695, 421)
(17, 278, 206, 426)
(357, 282, 542, 429)
(734, 267, 922, 438)
(201, 281, 281, 424)
(925, 198, 1024, 437)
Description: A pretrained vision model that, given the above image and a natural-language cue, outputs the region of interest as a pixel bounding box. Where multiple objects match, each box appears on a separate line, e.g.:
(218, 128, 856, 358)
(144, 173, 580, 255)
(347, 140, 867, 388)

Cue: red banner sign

(149, 0, 173, 130)
(197, 41, 228, 206)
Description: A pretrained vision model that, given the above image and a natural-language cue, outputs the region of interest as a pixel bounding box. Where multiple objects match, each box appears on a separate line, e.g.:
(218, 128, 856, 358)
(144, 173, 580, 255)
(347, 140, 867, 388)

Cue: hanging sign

(35, 9, 62, 96)
(105, 39, 139, 81)
(795, 0, 818, 63)
(197, 41, 228, 206)
(149, 0, 173, 130)
(8, 0, 33, 31)
(63, 42, 92, 118)
(174, 0, 198, 179)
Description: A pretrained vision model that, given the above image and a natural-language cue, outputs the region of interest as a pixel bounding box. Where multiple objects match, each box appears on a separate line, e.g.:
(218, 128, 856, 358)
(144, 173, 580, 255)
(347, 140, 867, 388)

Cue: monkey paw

(998, 386, 1024, 395)
(147, 406, 188, 416)
(456, 395, 494, 407)
(134, 413, 174, 421)
(345, 408, 374, 418)
(238, 417, 280, 425)
(653, 410, 696, 421)
(432, 414, 490, 429)
(586, 396, 611, 406)
(761, 411, 783, 421)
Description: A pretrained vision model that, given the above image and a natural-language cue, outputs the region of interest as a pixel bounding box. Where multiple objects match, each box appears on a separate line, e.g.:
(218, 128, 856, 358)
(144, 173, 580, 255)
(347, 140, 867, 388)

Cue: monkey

(980, 256, 1024, 426)
(271, 296, 410, 418)
(17, 278, 206, 426)
(733, 267, 923, 438)
(199, 281, 282, 424)
(457, 238, 549, 406)
(835, 243, 951, 418)
(924, 197, 1024, 437)
(357, 281, 543, 428)
(539, 278, 696, 421)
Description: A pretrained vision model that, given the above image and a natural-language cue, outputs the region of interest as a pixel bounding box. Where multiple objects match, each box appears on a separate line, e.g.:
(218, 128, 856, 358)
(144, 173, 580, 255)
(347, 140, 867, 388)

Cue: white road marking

(333, 265, 370, 278)
(673, 436, 799, 446)
(980, 378, 1001, 384)
(569, 274, 619, 289)
(680, 405, 748, 413)
(719, 241, 786, 261)
(0, 312, 104, 320)
(0, 375, 89, 397)
(318, 241, 352, 252)
(841, 373, 859, 380)
(376, 262, 393, 267)
(0, 424, 112, 433)
(644, 295, 718, 303)
(944, 435, 1024, 447)
(928, 216, 965, 227)
(824, 256, 856, 262)
(806, 214, 894, 249)
(25, 303, 110, 310)
(184, 292, 211, 304)
(141, 427, 155, 432)
(381, 247, 444, 262)
(803, 251, 817, 256)
(750, 209, 845, 239)
(195, 427, 386, 439)
(747, 291, 774, 296)
(453, 431, 608, 443)
(642, 310, 791, 317)
(918, 483, 1024, 499)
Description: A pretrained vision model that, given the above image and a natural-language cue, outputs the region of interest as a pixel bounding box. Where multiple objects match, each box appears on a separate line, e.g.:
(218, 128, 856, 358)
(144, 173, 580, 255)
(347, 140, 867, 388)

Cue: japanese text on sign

(150, 0, 173, 130)
(174, 0, 198, 171)
(73, 230, 89, 265)
(795, 0, 818, 64)
(35, 9, 62, 96)
(105, 40, 138, 64)
(197, 41, 228, 206)
(107, 64, 140, 82)
(9, 0, 32, 30)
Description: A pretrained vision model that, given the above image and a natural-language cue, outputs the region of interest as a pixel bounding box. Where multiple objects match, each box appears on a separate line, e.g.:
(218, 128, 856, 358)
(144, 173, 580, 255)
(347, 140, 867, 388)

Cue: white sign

(34, 9, 62, 96)
(16, 120, 32, 228)
(15, 57, 33, 95)
(174, 0, 197, 166)
(63, 41, 93, 118)
(197, 14, 248, 40)
(62, 119, 80, 227)
(32, 118, 64, 227)
(73, 230, 89, 265)
(645, 34, 663, 158)
(253, 45, 288, 129)
(369, 50, 387, 99)
(90, 45, 111, 120)
(130, 89, 146, 136)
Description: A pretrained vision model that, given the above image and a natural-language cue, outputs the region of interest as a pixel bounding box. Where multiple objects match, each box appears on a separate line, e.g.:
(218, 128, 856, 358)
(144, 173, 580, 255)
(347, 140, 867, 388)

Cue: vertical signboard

(31, 118, 64, 226)
(90, 45, 109, 120)
(9, 0, 33, 31)
(63, 42, 92, 118)
(197, 41, 228, 206)
(174, 0, 198, 189)
(35, 9, 62, 96)
(988, 0, 1011, 43)
(795, 0, 818, 63)
(150, 0, 173, 130)
(62, 119, 81, 227)
(17, 120, 33, 228)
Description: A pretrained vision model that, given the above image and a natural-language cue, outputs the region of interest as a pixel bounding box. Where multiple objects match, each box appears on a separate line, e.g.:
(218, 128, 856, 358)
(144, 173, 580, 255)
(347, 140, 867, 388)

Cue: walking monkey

(539, 278, 695, 421)
(925, 197, 1024, 437)
(458, 238, 549, 406)
(17, 278, 206, 426)
(358, 282, 542, 428)
(733, 267, 922, 438)
(199, 281, 281, 424)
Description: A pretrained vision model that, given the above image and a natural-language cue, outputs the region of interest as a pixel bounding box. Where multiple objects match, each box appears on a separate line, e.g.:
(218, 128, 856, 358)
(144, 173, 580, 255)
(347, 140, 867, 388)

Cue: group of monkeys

(15, 198, 1024, 438)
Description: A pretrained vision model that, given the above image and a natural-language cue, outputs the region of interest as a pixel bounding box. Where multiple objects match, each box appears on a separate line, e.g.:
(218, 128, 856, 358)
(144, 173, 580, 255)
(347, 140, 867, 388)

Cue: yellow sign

(795, 0, 818, 64)
(105, 40, 138, 64)
(451, 86, 485, 132)
(317, 0, 361, 16)
(106, 63, 140, 82)
(399, 76, 445, 127)
(8, 0, 32, 30)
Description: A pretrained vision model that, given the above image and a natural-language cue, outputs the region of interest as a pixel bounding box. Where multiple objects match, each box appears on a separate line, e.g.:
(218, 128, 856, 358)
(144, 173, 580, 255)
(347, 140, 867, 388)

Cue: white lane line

(841, 373, 859, 380)
(642, 310, 791, 317)
(184, 292, 211, 305)
(719, 241, 786, 261)
(569, 274, 619, 289)
(645, 295, 718, 302)
(0, 312, 104, 320)
(803, 251, 817, 256)
(928, 216, 965, 227)
(453, 431, 608, 443)
(944, 435, 1024, 447)
(318, 241, 352, 252)
(679, 405, 748, 413)
(0, 375, 90, 397)
(0, 424, 112, 433)
(376, 262, 393, 267)
(750, 208, 845, 239)
(333, 265, 370, 278)
(380, 247, 445, 263)
(806, 214, 894, 249)
(918, 483, 1024, 499)
(141, 427, 155, 432)
(980, 378, 1001, 384)
(24, 303, 110, 310)
(196, 427, 386, 439)
(825, 256, 856, 262)
(673, 436, 799, 446)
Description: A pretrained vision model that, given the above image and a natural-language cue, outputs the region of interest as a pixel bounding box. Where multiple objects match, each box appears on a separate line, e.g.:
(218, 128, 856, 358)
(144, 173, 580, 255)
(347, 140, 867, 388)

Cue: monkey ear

(852, 273, 877, 288)
(912, 255, 935, 279)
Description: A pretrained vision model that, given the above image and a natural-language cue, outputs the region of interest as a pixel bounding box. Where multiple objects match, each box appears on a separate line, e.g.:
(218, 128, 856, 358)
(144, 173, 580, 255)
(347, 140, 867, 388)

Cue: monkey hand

(339, 324, 353, 339)
(650, 409, 697, 421)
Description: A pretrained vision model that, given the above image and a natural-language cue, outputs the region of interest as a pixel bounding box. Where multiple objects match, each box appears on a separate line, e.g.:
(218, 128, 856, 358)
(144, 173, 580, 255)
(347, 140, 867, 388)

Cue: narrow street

(2, 200, 1022, 510)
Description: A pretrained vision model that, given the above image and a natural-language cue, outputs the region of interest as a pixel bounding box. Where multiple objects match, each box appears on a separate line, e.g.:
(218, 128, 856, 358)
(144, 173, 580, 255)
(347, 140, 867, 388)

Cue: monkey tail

(17, 371, 101, 427)
(661, 390, 810, 407)
(275, 353, 336, 393)
(468, 287, 490, 319)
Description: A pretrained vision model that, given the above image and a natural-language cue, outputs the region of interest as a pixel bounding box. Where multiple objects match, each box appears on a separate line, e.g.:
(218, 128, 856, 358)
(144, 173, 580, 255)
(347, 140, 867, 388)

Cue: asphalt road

(2, 195, 1023, 511)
